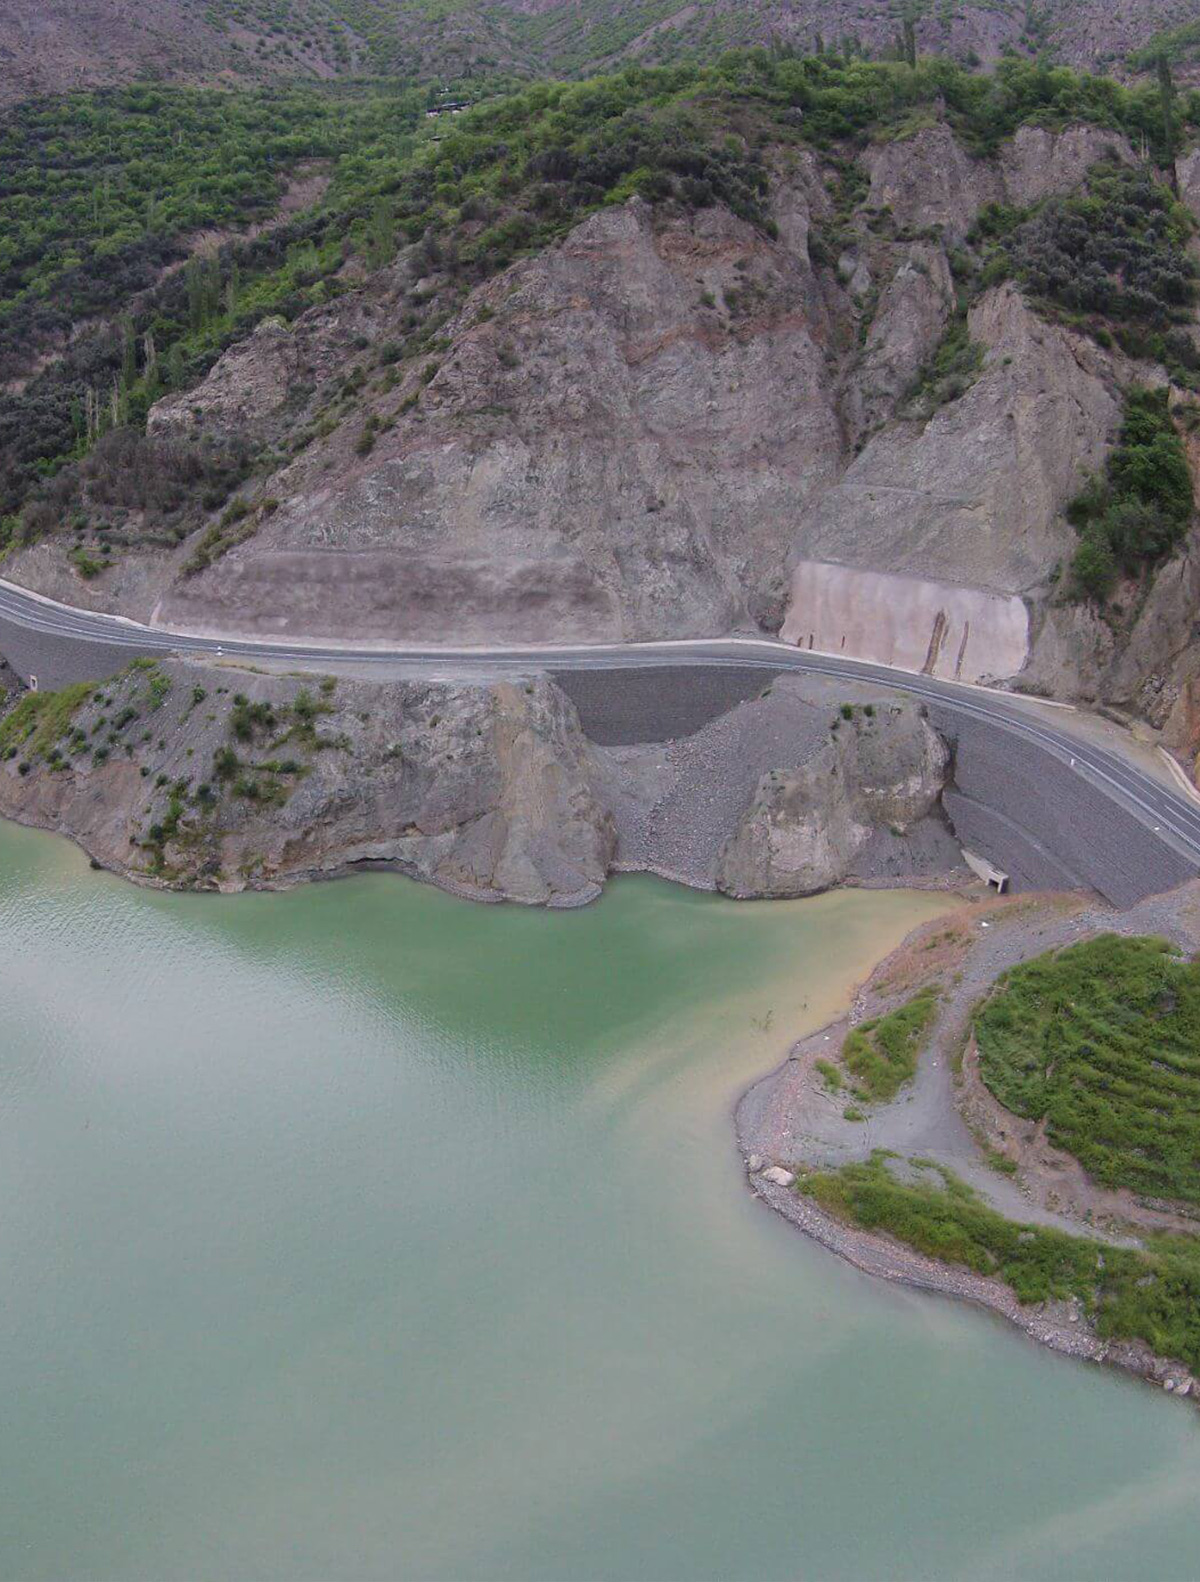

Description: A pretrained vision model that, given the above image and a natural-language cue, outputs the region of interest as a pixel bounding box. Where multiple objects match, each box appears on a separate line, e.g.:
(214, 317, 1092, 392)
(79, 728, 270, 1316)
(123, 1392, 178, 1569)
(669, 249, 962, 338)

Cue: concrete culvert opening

(963, 849, 1009, 894)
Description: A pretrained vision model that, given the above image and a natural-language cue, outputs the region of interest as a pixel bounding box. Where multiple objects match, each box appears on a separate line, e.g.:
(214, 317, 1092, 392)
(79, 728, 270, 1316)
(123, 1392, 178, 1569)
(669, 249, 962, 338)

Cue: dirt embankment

(736, 879, 1200, 1404)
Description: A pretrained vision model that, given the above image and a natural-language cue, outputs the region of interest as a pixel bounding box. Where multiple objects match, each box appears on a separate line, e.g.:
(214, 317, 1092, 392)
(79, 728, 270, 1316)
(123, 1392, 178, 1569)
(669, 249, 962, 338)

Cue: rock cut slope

(149, 181, 846, 644)
(5, 95, 1200, 777)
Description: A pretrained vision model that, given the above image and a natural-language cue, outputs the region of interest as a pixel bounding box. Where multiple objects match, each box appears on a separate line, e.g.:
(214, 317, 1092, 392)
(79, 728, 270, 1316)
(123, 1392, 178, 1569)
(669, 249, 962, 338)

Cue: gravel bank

(736, 878, 1200, 1404)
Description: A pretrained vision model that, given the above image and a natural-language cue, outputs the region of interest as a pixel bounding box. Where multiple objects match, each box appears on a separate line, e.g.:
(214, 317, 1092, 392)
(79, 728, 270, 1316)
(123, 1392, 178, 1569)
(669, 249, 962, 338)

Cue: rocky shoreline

(742, 1167, 1199, 1395)
(734, 880, 1200, 1407)
(0, 657, 965, 906)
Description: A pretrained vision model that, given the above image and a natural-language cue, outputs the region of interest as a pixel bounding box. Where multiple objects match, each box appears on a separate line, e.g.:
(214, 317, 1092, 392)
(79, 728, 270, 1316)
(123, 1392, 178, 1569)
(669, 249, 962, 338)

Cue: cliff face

(6, 113, 1200, 777)
(717, 701, 950, 898)
(0, 663, 617, 905)
(151, 180, 846, 645)
(12, 121, 1131, 650)
(0, 661, 961, 903)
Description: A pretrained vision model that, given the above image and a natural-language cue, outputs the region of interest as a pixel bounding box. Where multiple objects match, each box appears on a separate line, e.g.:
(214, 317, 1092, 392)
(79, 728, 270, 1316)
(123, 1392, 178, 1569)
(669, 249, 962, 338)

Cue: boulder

(717, 702, 949, 898)
(761, 1167, 796, 1187)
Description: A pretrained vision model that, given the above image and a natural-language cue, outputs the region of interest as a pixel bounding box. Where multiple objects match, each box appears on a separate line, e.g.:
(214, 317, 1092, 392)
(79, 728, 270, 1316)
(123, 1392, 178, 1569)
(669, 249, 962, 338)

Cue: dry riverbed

(736, 877, 1200, 1403)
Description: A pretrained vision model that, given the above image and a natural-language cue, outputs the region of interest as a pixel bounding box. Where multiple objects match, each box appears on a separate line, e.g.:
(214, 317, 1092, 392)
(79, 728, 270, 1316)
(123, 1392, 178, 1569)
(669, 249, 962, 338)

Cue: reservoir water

(2, 820, 1200, 1581)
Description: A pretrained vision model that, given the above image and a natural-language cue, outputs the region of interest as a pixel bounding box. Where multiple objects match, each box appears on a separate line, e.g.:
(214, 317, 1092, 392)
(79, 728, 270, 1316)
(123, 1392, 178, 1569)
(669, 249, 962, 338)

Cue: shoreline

(10, 776, 1199, 1401)
(0, 787, 970, 909)
(733, 886, 1200, 1407)
(737, 1116, 1197, 1398)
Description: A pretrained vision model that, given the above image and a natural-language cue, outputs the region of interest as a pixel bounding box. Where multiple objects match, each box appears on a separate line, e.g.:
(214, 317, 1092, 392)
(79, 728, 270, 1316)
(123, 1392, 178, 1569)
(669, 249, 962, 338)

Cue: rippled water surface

(3, 822, 1200, 1581)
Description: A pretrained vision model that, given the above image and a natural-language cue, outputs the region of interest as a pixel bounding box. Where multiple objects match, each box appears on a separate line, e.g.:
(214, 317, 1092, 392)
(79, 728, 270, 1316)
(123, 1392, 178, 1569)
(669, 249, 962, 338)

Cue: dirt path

(735, 877, 1200, 1400)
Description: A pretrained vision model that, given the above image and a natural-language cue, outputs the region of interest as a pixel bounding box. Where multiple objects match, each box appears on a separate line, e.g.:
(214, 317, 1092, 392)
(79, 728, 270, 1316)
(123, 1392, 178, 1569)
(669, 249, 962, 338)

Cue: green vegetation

(992, 163, 1197, 348)
(0, 681, 94, 762)
(1130, 20, 1200, 72)
(184, 498, 262, 574)
(0, 79, 439, 519)
(975, 934, 1200, 1205)
(815, 1057, 843, 1093)
(904, 316, 984, 417)
(4, 48, 1200, 541)
(1064, 388, 1193, 600)
(841, 985, 939, 1102)
(801, 1151, 1200, 1370)
(0, 86, 353, 362)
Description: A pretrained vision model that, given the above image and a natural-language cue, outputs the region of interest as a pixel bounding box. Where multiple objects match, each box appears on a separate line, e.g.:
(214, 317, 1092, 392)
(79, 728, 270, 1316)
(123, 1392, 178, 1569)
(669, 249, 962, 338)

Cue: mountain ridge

(4, 0, 1200, 106)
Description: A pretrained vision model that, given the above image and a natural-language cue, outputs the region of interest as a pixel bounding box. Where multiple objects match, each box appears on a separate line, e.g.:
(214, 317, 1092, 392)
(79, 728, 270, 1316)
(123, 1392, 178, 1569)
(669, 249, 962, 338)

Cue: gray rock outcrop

(795, 284, 1121, 600)
(717, 700, 950, 897)
(153, 190, 846, 645)
(0, 662, 616, 905)
(6, 112, 1193, 772)
(0, 662, 962, 904)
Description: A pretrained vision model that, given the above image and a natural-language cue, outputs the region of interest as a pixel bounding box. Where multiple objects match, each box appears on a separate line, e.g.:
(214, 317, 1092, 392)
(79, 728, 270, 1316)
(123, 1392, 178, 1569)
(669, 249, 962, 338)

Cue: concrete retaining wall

(782, 561, 1029, 683)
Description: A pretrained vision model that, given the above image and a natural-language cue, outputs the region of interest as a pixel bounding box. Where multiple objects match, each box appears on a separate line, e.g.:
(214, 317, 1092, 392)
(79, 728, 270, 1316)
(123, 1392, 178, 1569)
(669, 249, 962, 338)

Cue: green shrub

(841, 986, 939, 1102)
(975, 933, 1200, 1205)
(815, 1058, 843, 1093)
(1067, 388, 1193, 598)
(999, 163, 1196, 331)
(0, 681, 93, 761)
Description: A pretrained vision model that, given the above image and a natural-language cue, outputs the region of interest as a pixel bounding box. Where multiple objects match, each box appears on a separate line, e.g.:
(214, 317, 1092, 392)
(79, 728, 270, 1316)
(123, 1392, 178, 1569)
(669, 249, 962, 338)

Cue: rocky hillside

(5, 53, 1200, 784)
(0, 659, 959, 901)
(5, 0, 1200, 104)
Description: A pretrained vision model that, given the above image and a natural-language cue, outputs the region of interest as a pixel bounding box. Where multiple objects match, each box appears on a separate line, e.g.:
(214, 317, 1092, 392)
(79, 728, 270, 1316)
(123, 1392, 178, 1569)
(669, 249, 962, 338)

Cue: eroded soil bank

(736, 877, 1200, 1403)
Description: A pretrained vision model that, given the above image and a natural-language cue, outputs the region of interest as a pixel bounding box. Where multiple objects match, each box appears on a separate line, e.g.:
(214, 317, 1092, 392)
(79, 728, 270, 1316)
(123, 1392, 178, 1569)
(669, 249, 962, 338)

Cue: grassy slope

(801, 1153, 1200, 1371)
(841, 986, 939, 1102)
(974, 934, 1200, 1207)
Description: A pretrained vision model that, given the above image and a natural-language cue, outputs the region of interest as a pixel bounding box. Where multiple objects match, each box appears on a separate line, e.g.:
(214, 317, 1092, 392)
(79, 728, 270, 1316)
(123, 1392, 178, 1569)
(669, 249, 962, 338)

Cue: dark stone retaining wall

(931, 710, 1197, 909)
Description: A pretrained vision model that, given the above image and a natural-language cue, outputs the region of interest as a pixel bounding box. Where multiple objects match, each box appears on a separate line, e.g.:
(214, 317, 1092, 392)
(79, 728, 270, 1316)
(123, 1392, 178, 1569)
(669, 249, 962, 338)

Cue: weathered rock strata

(717, 701, 949, 897)
(0, 663, 616, 906)
(0, 661, 963, 903)
(6, 115, 1199, 776)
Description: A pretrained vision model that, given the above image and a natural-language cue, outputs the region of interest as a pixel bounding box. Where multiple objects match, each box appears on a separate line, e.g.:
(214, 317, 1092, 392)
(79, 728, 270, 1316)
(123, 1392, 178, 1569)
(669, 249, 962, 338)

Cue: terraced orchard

(973, 934, 1200, 1207)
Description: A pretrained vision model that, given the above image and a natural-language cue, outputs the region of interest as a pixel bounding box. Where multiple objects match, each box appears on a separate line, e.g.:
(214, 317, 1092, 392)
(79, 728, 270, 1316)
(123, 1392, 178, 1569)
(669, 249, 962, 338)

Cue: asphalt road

(1, 576, 1198, 887)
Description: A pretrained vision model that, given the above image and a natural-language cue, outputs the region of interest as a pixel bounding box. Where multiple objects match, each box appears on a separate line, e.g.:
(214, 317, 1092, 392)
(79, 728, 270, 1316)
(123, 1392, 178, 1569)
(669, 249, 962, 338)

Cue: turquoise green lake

(2, 820, 1200, 1581)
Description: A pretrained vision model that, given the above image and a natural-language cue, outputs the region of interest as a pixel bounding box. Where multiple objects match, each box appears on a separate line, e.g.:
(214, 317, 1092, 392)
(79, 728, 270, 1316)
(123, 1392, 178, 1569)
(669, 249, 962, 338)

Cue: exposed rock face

(124, 120, 1137, 668)
(146, 280, 405, 446)
(999, 123, 1135, 206)
(798, 284, 1121, 597)
(0, 662, 962, 903)
(154, 191, 846, 644)
(717, 701, 950, 897)
(147, 318, 298, 442)
(1020, 380, 1200, 786)
(1025, 530, 1200, 784)
(846, 241, 956, 440)
(0, 663, 616, 905)
(862, 122, 1133, 245)
(7, 113, 1195, 762)
(863, 124, 987, 246)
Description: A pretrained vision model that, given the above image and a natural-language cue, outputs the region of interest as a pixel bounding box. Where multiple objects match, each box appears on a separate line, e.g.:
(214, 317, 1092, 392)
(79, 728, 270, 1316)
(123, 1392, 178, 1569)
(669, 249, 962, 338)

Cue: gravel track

(735, 878, 1200, 1402)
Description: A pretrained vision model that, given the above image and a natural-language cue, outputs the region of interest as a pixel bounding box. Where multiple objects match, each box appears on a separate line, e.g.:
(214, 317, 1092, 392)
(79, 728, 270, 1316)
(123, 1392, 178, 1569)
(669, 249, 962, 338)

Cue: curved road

(1, 576, 1199, 877)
